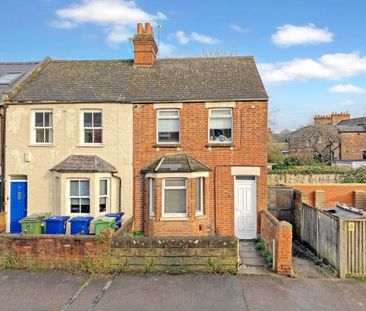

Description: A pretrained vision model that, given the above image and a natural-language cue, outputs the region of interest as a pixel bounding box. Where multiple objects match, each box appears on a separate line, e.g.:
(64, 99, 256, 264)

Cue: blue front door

(10, 181, 27, 233)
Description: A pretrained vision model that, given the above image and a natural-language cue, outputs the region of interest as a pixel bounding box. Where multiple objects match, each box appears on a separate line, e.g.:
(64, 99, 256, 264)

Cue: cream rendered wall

(5, 103, 133, 232)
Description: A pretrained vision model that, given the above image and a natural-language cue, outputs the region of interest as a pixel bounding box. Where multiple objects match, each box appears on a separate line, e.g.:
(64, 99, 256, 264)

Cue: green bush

(340, 167, 366, 183)
(269, 165, 350, 175)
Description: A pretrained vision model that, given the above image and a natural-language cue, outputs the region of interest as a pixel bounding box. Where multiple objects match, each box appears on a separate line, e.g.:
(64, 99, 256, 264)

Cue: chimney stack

(132, 22, 158, 67)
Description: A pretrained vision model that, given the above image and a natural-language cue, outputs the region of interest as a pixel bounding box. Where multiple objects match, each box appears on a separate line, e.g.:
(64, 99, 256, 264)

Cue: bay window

(163, 178, 187, 217)
(70, 179, 90, 213)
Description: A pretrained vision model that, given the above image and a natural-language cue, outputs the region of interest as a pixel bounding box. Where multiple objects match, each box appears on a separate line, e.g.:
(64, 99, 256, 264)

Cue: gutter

(0, 101, 7, 213)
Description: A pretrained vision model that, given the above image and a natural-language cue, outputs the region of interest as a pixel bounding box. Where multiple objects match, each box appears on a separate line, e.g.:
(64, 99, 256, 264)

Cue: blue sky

(1, 0, 365, 131)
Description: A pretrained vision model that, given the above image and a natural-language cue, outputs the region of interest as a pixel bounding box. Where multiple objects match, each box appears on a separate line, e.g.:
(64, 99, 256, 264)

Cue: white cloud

(259, 53, 366, 83)
(173, 30, 219, 45)
(51, 0, 167, 46)
(191, 32, 219, 44)
(271, 24, 333, 47)
(329, 84, 365, 94)
(158, 42, 176, 57)
(174, 31, 189, 44)
(229, 24, 248, 34)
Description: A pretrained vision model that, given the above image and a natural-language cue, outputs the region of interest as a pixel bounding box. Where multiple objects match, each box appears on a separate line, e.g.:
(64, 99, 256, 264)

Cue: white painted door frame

(234, 176, 257, 239)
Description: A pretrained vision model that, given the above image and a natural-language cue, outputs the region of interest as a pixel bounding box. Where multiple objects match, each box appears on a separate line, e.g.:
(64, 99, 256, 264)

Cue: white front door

(234, 176, 257, 239)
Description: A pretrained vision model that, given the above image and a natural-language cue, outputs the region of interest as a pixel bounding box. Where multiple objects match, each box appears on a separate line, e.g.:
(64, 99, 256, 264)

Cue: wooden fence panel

(318, 212, 339, 269)
(301, 204, 318, 251)
(341, 220, 366, 277)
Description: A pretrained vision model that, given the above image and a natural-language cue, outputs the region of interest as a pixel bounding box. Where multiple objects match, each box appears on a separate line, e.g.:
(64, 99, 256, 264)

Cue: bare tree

(288, 124, 340, 163)
(200, 48, 238, 57)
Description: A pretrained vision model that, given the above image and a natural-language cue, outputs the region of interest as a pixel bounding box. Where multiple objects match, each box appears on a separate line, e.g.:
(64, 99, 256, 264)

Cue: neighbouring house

(2, 23, 268, 238)
(336, 117, 366, 161)
(283, 112, 366, 163)
(0, 61, 41, 228)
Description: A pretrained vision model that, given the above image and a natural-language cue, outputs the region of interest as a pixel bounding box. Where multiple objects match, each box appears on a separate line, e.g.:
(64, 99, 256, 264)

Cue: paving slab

(0, 270, 85, 311)
(95, 274, 246, 311)
(240, 276, 366, 311)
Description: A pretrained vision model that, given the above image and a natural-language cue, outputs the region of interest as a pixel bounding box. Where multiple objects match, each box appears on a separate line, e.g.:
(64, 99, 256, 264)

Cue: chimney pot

(137, 23, 143, 34)
(145, 22, 152, 34)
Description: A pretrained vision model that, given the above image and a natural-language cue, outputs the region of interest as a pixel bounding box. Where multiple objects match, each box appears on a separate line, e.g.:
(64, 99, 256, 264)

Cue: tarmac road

(0, 270, 365, 311)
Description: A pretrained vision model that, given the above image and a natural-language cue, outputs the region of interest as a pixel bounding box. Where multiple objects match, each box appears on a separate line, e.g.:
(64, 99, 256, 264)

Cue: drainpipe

(112, 173, 122, 213)
(0, 103, 7, 213)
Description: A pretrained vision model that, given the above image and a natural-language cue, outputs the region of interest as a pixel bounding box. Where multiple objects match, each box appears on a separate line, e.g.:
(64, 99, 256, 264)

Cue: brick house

(284, 112, 366, 163)
(336, 117, 366, 161)
(2, 23, 268, 238)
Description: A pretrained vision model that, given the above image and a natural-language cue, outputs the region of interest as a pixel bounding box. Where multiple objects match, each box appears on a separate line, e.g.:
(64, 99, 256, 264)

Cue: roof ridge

(0, 61, 40, 65)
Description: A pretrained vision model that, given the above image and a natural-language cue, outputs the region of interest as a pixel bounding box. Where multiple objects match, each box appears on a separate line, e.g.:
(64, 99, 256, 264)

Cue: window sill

(153, 144, 181, 148)
(28, 144, 55, 147)
(77, 144, 105, 148)
(206, 143, 234, 148)
(160, 217, 189, 222)
(195, 214, 206, 220)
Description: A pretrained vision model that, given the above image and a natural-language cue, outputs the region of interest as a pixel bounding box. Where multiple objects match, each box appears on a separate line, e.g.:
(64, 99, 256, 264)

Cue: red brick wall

(293, 184, 366, 208)
(0, 233, 111, 269)
(340, 132, 366, 160)
(261, 211, 292, 276)
(133, 101, 268, 237)
(0, 212, 5, 233)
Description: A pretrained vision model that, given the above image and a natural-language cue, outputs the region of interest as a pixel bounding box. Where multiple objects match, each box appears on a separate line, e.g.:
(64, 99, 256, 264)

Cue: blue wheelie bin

(69, 216, 94, 235)
(44, 216, 70, 234)
(105, 212, 124, 229)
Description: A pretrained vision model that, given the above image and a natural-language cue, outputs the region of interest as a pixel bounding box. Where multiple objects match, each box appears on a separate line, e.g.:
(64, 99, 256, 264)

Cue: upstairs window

(209, 109, 233, 143)
(0, 72, 22, 84)
(82, 111, 103, 144)
(157, 109, 179, 143)
(33, 111, 53, 144)
(70, 180, 90, 214)
(99, 179, 110, 213)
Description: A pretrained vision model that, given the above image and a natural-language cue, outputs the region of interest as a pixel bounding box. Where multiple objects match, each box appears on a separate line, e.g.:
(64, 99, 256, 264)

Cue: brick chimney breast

(132, 22, 158, 67)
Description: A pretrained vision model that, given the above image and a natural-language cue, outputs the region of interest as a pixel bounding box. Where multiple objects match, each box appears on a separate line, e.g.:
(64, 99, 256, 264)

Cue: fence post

(338, 219, 346, 279)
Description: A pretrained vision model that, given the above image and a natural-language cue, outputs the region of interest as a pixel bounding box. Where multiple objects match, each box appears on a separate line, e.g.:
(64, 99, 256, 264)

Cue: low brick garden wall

(110, 236, 238, 273)
(261, 211, 292, 276)
(0, 213, 5, 233)
(0, 232, 111, 272)
(0, 232, 238, 273)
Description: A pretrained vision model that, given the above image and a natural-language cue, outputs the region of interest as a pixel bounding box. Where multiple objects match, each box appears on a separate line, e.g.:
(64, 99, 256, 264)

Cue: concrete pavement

(0, 270, 365, 311)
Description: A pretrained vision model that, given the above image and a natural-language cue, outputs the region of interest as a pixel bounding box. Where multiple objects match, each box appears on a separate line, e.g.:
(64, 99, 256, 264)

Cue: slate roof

(336, 117, 366, 132)
(50, 155, 117, 173)
(142, 154, 211, 173)
(0, 61, 39, 94)
(10, 57, 268, 103)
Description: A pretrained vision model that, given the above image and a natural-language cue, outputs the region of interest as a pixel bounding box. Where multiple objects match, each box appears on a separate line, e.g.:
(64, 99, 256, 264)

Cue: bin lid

(45, 216, 70, 222)
(69, 216, 94, 223)
(92, 217, 115, 224)
(105, 212, 124, 217)
(19, 216, 43, 223)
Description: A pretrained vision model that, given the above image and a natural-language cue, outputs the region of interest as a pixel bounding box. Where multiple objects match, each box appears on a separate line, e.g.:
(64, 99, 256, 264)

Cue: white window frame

(80, 110, 103, 145)
(208, 108, 233, 144)
(69, 179, 90, 215)
(32, 110, 53, 145)
(149, 178, 155, 217)
(156, 109, 180, 144)
(99, 178, 110, 213)
(196, 177, 204, 216)
(162, 178, 187, 217)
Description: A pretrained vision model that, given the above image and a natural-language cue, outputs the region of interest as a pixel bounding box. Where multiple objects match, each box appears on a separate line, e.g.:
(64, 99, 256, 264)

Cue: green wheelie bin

(92, 217, 116, 235)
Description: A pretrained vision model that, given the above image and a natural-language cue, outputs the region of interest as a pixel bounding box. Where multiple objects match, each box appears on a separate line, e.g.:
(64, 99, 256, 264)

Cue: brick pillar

(275, 222, 292, 275)
(315, 190, 326, 209)
(353, 190, 366, 210)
